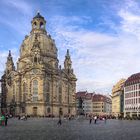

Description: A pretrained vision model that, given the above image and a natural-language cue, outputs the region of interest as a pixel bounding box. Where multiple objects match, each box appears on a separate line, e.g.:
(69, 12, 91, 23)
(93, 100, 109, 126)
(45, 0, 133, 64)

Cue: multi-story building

(92, 94, 112, 116)
(0, 12, 77, 117)
(76, 91, 111, 116)
(76, 91, 87, 115)
(76, 91, 94, 115)
(112, 79, 126, 117)
(104, 95, 112, 115)
(83, 93, 93, 115)
(124, 73, 140, 118)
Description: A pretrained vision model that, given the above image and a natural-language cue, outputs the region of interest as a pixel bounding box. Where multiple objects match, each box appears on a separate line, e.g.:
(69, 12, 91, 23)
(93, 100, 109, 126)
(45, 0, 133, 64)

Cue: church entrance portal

(59, 108, 63, 116)
(33, 107, 37, 116)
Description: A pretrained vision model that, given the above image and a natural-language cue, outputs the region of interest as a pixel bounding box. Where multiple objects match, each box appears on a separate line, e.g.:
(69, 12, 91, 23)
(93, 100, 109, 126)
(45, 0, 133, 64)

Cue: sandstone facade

(1, 12, 77, 116)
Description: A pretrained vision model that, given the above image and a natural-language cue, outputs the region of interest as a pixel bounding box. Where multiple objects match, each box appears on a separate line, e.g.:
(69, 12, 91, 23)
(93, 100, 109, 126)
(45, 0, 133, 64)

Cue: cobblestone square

(0, 118, 140, 140)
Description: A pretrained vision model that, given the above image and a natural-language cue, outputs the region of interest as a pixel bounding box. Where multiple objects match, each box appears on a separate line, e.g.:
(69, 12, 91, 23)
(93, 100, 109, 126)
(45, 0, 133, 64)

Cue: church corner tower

(64, 49, 77, 79)
(64, 49, 72, 70)
(5, 50, 15, 75)
(1, 12, 77, 117)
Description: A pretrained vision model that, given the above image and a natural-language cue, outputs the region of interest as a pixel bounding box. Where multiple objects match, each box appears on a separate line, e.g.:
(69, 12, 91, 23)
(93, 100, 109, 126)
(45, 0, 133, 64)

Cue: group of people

(89, 116, 97, 124)
(89, 115, 107, 124)
(18, 114, 28, 120)
(57, 115, 107, 126)
(0, 114, 8, 126)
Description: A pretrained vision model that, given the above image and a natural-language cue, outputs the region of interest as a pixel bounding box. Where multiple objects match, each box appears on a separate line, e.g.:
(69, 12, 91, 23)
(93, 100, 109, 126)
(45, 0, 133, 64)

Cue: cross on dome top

(33, 11, 44, 19)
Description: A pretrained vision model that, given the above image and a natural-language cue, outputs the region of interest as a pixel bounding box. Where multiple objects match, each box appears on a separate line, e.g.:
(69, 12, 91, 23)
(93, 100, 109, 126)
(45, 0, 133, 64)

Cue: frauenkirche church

(1, 12, 77, 116)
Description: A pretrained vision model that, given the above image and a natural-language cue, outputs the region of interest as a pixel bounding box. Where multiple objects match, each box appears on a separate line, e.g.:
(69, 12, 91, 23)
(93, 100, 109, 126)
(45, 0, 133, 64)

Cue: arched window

(47, 107, 50, 113)
(40, 22, 44, 29)
(46, 81, 50, 102)
(59, 108, 63, 115)
(13, 84, 16, 102)
(33, 22, 37, 28)
(32, 80, 38, 102)
(59, 86, 62, 103)
(34, 56, 37, 63)
(23, 82, 27, 102)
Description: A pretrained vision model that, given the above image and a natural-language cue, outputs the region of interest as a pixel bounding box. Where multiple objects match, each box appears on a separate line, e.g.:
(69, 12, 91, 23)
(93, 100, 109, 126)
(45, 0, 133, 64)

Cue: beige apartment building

(92, 94, 112, 116)
(1, 12, 77, 117)
(112, 79, 126, 117)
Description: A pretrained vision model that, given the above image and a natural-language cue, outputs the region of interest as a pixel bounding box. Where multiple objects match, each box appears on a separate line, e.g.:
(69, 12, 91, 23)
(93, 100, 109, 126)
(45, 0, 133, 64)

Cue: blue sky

(1, 0, 140, 94)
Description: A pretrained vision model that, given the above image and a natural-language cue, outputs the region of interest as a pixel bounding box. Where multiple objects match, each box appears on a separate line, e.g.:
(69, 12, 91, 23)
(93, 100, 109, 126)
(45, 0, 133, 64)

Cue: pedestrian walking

(57, 116, 62, 125)
(5, 115, 8, 126)
(18, 115, 21, 120)
(1, 115, 5, 126)
(89, 116, 92, 124)
(104, 116, 107, 124)
(94, 116, 97, 124)
(68, 115, 71, 121)
(25, 115, 28, 120)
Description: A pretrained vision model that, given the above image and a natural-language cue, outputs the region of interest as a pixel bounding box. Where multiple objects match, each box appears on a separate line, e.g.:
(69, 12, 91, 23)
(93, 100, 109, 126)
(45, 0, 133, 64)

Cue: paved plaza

(0, 118, 140, 140)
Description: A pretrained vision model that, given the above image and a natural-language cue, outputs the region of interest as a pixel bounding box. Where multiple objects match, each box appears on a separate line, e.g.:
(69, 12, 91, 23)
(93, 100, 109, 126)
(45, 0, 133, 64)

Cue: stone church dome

(18, 12, 58, 71)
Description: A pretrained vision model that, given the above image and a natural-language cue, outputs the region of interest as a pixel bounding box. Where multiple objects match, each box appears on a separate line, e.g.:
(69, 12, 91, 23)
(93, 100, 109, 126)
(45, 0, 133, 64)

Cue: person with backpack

(57, 116, 62, 125)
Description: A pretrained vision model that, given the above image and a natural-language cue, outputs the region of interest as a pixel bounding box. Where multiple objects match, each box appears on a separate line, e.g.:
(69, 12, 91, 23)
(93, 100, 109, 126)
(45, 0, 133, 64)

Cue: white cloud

(117, 0, 140, 36)
(49, 1, 140, 93)
(0, 0, 34, 35)
(2, 0, 33, 15)
(0, 16, 30, 35)
(1, 0, 140, 94)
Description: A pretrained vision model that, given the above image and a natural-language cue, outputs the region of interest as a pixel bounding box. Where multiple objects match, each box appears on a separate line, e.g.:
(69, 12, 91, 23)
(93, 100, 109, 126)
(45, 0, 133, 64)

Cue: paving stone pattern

(0, 118, 140, 140)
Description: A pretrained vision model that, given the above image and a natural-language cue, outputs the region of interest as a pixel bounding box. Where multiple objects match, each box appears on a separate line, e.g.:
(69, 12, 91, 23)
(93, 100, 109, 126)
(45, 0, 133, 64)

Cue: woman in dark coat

(5, 115, 8, 126)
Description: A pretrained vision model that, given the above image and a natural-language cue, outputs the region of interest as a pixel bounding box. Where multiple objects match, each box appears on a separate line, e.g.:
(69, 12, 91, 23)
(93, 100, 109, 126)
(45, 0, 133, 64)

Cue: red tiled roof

(125, 72, 140, 86)
(75, 91, 94, 99)
(76, 92, 111, 103)
(92, 94, 105, 102)
(92, 94, 112, 103)
(85, 93, 93, 100)
(76, 91, 87, 94)
(75, 91, 87, 98)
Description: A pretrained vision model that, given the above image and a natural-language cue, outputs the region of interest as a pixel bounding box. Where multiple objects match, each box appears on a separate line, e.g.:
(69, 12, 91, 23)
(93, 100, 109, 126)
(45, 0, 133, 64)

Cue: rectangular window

(33, 96, 38, 102)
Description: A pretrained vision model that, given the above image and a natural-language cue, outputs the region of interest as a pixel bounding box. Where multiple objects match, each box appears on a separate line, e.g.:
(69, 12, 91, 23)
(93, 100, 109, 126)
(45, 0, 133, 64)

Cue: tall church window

(46, 81, 50, 102)
(65, 84, 68, 103)
(13, 84, 16, 102)
(32, 80, 38, 102)
(59, 85, 62, 103)
(34, 56, 37, 63)
(47, 107, 50, 113)
(23, 82, 27, 102)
